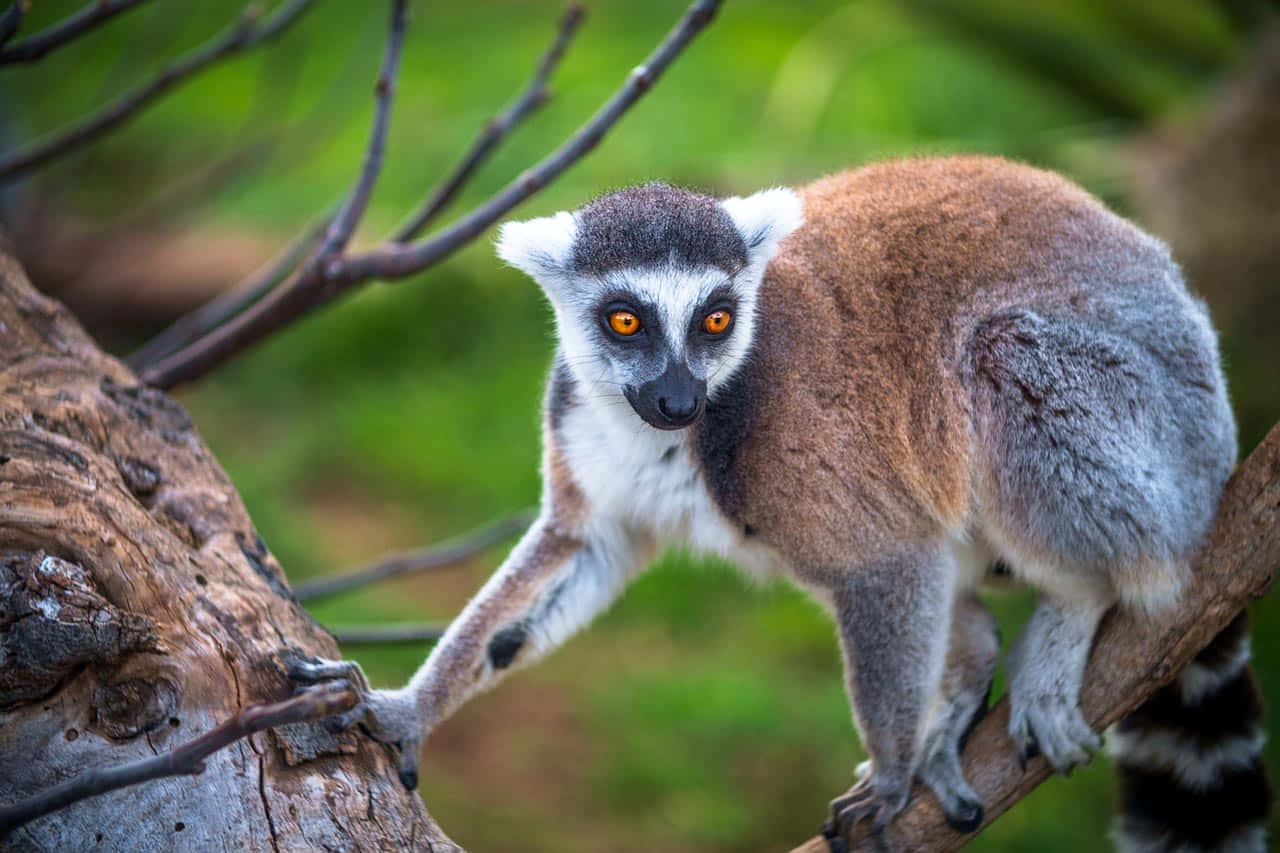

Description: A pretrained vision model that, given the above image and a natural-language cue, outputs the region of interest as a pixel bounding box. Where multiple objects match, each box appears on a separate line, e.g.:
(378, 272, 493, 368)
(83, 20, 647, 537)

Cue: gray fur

(570, 183, 748, 275)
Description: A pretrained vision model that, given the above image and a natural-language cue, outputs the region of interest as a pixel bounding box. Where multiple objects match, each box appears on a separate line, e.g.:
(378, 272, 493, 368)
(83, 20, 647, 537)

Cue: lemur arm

(291, 512, 650, 788)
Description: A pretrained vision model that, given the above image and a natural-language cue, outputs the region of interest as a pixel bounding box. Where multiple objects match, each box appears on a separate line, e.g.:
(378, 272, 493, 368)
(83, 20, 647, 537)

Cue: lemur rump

(292, 156, 1269, 849)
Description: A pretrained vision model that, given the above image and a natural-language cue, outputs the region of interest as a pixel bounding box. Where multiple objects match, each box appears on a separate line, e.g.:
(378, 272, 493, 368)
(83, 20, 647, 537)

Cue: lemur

(292, 156, 1271, 850)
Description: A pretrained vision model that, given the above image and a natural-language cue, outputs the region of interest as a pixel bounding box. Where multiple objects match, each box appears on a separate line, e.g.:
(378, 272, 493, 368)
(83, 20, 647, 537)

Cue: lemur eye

(608, 310, 641, 336)
(703, 310, 732, 335)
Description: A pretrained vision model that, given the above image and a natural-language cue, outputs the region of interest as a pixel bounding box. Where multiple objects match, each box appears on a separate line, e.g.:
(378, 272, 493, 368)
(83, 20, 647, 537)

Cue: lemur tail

(1109, 612, 1272, 852)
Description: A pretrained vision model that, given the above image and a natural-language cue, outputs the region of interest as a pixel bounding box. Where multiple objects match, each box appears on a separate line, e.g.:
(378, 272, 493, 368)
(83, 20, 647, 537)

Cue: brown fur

(729, 156, 1168, 578)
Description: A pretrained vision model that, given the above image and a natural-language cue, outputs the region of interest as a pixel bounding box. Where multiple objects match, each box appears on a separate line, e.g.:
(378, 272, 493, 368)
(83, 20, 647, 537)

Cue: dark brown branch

(294, 509, 535, 604)
(0, 0, 316, 183)
(328, 625, 448, 645)
(310, 0, 407, 265)
(391, 3, 587, 243)
(0, 0, 151, 64)
(0, 2, 26, 49)
(796, 420, 1280, 853)
(126, 206, 338, 369)
(0, 681, 357, 839)
(140, 0, 724, 390)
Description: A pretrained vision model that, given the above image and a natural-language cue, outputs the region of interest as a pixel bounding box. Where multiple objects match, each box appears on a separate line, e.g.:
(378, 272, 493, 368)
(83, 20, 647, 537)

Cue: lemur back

(291, 156, 1270, 851)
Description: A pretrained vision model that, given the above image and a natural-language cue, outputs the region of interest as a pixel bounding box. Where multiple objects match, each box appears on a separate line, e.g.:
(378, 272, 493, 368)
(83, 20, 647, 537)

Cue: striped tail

(1110, 612, 1272, 852)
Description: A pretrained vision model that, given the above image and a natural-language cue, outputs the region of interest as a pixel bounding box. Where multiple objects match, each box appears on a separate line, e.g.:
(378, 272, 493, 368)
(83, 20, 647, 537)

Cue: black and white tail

(1110, 612, 1272, 852)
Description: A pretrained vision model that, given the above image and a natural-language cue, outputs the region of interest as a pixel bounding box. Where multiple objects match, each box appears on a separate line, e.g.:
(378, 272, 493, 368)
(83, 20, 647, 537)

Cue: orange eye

(703, 310, 732, 335)
(608, 310, 641, 336)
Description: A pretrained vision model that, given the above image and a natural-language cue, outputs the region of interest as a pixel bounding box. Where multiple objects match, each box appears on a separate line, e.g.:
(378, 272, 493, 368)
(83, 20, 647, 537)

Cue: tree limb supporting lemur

(0, 248, 459, 851)
(798, 421, 1280, 853)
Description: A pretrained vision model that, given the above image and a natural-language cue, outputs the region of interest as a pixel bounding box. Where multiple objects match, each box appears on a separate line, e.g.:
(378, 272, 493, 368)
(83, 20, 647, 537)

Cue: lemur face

(497, 183, 803, 431)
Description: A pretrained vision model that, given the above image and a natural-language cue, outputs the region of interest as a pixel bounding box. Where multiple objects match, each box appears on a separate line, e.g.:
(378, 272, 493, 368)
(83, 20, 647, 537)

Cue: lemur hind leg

(964, 306, 1230, 772)
(826, 542, 955, 837)
(915, 592, 999, 831)
(1006, 595, 1108, 772)
(291, 515, 646, 789)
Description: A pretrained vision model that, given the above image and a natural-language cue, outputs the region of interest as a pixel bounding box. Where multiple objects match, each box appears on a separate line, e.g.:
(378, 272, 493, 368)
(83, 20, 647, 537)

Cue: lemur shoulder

(293, 155, 1271, 851)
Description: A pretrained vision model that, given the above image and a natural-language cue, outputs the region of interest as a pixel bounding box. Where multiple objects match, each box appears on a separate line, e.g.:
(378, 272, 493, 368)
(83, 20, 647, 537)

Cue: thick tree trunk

(0, 245, 457, 851)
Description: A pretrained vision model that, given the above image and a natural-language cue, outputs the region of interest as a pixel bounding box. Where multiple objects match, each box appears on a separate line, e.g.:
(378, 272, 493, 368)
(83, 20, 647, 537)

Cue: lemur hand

(287, 655, 425, 789)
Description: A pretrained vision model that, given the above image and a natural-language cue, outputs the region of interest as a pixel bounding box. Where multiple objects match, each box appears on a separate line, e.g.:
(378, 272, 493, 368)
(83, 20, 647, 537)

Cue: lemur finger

(396, 737, 422, 790)
(288, 657, 362, 685)
(322, 703, 367, 734)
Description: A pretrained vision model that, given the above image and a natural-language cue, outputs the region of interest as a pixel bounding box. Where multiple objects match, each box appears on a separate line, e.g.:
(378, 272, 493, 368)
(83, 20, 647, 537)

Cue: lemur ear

(495, 211, 577, 281)
(720, 188, 804, 272)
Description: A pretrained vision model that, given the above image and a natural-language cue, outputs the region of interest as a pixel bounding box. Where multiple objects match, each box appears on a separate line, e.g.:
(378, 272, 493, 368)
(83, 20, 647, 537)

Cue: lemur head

(497, 183, 803, 430)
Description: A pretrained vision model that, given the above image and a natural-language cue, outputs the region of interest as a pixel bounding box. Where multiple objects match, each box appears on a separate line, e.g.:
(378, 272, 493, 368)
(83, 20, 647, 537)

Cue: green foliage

(6, 1, 1277, 850)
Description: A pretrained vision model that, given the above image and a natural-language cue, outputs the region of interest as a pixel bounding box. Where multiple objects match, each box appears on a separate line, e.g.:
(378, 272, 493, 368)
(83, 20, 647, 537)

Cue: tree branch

(294, 509, 534, 604)
(125, 206, 337, 369)
(0, 0, 316, 183)
(327, 625, 448, 645)
(139, 0, 724, 390)
(0, 681, 357, 839)
(309, 0, 406, 265)
(391, 2, 587, 243)
(0, 0, 151, 64)
(0, 2, 26, 49)
(800, 420, 1280, 853)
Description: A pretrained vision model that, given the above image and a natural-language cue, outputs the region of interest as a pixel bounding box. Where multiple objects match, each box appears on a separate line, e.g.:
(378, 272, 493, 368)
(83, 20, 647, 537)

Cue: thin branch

(126, 205, 338, 369)
(799, 420, 1280, 853)
(0, 0, 151, 64)
(140, 0, 724, 390)
(294, 509, 535, 604)
(310, 0, 407, 265)
(0, 680, 356, 838)
(328, 624, 447, 645)
(0, 0, 316, 183)
(0, 2, 26, 49)
(391, 2, 587, 243)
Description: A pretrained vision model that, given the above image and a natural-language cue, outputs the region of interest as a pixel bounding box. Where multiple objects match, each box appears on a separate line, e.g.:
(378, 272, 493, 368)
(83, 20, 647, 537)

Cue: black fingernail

(820, 823, 848, 853)
(945, 803, 984, 834)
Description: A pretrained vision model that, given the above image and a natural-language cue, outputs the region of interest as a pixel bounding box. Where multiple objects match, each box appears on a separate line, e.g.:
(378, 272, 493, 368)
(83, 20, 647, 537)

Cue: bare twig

(140, 0, 724, 390)
(310, 0, 407, 265)
(295, 509, 534, 604)
(0, 0, 316, 183)
(0, 681, 357, 838)
(392, 3, 587, 243)
(0, 0, 151, 64)
(796, 420, 1280, 853)
(126, 205, 338, 369)
(0, 2, 26, 49)
(328, 624, 448, 645)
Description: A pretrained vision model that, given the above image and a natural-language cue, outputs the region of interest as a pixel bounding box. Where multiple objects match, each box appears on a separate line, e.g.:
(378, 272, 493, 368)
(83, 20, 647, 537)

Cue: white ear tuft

(720, 187, 804, 270)
(495, 211, 577, 280)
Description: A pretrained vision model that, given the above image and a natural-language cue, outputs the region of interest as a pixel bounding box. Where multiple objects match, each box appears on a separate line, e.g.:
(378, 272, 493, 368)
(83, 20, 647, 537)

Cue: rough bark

(796, 416, 1280, 852)
(0, 246, 458, 851)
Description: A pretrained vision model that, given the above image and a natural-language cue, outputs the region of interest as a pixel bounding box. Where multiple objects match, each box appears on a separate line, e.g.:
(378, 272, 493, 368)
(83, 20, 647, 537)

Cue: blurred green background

(3, 1, 1278, 850)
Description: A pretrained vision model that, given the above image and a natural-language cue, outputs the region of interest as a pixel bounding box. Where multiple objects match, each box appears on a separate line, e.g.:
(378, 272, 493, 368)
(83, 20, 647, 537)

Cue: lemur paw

(916, 751, 983, 833)
(1007, 691, 1101, 774)
(287, 655, 424, 789)
(825, 772, 911, 841)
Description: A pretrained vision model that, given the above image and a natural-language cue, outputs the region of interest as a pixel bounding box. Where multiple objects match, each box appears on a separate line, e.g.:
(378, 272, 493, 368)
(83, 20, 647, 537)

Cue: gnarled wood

(0, 246, 458, 851)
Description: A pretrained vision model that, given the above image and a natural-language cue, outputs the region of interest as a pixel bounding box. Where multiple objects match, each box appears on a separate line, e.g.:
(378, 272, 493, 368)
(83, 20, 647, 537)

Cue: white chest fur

(557, 402, 779, 577)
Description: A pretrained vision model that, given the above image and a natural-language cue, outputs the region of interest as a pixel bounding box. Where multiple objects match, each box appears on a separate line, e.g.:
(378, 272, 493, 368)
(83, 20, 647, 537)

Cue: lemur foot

(1007, 689, 1101, 774)
(826, 772, 911, 840)
(287, 655, 424, 789)
(916, 749, 983, 832)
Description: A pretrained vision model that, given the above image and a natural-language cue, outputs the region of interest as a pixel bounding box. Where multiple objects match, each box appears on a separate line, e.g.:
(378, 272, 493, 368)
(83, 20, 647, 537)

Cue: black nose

(657, 392, 700, 424)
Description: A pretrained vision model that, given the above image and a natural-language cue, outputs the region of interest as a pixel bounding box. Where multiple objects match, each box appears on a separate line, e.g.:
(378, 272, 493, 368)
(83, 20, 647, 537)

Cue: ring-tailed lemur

(292, 156, 1271, 849)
